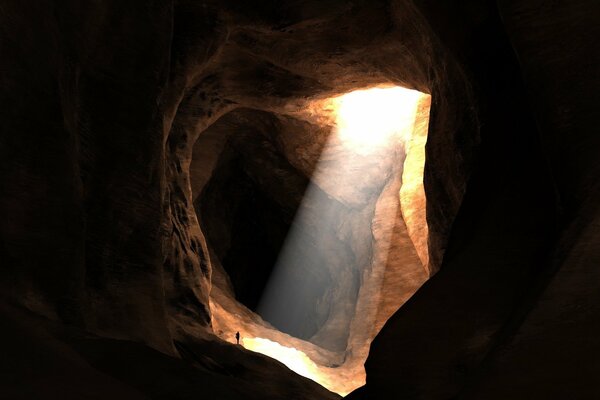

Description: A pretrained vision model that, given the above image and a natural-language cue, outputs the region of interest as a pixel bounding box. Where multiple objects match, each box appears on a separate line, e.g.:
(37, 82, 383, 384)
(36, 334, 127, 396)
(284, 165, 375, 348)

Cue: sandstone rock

(14, 0, 594, 399)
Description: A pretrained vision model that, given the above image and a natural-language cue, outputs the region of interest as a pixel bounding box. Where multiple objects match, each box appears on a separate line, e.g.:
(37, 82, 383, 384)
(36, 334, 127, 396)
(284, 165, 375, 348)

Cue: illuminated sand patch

(210, 85, 431, 396)
(243, 338, 325, 388)
(242, 337, 364, 396)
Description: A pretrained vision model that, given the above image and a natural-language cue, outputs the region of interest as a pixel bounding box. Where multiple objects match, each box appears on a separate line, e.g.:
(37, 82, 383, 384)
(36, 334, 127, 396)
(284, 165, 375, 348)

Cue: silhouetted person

(235, 331, 240, 345)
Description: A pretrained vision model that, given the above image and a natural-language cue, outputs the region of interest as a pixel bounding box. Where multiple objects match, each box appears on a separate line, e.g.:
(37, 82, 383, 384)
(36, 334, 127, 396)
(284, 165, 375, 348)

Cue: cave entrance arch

(192, 85, 431, 395)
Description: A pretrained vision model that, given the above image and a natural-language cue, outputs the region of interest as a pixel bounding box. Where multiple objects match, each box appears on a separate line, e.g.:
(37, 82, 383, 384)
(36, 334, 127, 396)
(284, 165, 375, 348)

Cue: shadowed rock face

(198, 113, 303, 311)
(351, 0, 600, 399)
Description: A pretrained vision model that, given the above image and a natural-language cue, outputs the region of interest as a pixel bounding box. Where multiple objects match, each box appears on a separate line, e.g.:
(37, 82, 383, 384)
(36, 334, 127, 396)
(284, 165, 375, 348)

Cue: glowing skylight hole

(335, 86, 423, 150)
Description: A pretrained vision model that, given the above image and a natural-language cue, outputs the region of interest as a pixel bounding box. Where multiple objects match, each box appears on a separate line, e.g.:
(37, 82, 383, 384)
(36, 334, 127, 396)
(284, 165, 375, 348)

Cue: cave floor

(0, 301, 340, 400)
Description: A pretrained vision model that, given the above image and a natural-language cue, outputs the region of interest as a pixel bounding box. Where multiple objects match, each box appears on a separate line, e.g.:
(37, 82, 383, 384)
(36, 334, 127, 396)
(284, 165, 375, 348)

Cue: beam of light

(212, 86, 431, 396)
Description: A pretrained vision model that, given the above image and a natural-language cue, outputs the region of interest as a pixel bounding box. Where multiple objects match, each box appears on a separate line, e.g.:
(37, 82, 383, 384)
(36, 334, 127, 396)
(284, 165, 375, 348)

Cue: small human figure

(235, 331, 240, 345)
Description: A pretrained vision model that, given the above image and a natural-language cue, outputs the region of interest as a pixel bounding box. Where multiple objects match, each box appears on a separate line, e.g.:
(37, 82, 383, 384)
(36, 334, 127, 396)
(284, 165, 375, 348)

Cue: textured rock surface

(2, 0, 595, 398)
(180, 3, 476, 393)
(0, 0, 176, 352)
(353, 0, 599, 399)
(0, 0, 475, 330)
(0, 301, 340, 400)
(461, 1, 600, 398)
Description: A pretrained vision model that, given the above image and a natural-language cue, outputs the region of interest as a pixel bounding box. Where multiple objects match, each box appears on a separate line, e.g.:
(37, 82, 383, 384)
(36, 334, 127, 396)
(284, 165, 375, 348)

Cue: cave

(191, 86, 432, 393)
(1, 0, 599, 399)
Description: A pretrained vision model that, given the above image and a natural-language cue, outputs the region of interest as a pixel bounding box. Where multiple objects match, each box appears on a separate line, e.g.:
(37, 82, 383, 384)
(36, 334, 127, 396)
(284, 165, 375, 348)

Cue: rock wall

(4, 0, 593, 397)
(354, 0, 599, 398)
(191, 99, 432, 394)
(463, 1, 600, 397)
(1, 0, 177, 352)
(0, 2, 346, 397)
(185, 0, 478, 360)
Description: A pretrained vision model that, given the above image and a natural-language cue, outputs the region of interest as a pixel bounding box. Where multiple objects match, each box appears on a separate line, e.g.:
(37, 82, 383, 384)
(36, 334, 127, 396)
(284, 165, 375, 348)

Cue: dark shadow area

(0, 301, 340, 400)
(199, 131, 307, 312)
(198, 119, 354, 342)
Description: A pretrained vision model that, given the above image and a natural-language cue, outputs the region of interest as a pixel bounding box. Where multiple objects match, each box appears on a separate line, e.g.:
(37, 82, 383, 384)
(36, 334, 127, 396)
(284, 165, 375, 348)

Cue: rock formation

(1, 0, 597, 398)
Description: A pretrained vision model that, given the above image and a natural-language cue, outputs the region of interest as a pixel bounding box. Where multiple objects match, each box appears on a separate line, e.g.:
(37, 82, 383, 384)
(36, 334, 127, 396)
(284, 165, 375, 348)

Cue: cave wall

(0, 1, 348, 398)
(0, 0, 476, 392)
(197, 110, 309, 312)
(463, 1, 600, 397)
(186, 0, 478, 277)
(3, 0, 595, 398)
(355, 0, 599, 398)
(184, 0, 478, 357)
(0, 0, 178, 351)
(0, 0, 476, 347)
(1, 0, 235, 349)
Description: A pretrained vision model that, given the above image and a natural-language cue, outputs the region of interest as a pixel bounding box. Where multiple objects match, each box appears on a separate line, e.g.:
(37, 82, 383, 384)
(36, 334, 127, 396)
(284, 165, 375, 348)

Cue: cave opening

(192, 85, 431, 395)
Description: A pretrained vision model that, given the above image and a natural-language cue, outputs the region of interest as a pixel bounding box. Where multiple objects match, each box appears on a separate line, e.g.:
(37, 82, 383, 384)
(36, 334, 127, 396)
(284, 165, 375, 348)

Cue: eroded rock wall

(186, 0, 478, 344)
(355, 0, 598, 399)
(0, 1, 349, 398)
(1, 0, 177, 351)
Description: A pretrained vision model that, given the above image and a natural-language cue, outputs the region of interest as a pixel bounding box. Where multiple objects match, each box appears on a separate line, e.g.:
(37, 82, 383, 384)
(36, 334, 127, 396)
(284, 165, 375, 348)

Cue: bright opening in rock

(196, 85, 431, 396)
(335, 87, 423, 150)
